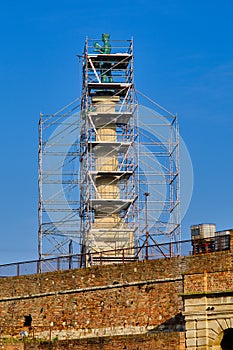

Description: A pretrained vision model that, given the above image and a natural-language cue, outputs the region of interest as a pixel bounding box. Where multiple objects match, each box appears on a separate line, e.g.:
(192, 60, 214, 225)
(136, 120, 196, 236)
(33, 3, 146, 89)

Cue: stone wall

(0, 258, 185, 335)
(183, 250, 233, 349)
(0, 333, 185, 350)
(23, 333, 185, 350)
(0, 249, 233, 349)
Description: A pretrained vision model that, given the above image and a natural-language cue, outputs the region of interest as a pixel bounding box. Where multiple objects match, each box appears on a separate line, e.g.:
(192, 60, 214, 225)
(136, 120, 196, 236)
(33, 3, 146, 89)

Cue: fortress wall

(0, 250, 232, 349)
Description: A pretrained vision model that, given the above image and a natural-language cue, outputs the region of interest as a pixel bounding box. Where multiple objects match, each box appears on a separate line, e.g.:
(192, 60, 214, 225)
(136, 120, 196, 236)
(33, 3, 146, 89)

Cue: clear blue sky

(0, 0, 233, 264)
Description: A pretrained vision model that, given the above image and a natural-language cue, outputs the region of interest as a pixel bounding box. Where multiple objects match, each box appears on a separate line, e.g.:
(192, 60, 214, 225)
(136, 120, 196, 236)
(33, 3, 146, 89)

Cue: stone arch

(211, 330, 224, 350)
(220, 328, 233, 350)
(210, 323, 233, 349)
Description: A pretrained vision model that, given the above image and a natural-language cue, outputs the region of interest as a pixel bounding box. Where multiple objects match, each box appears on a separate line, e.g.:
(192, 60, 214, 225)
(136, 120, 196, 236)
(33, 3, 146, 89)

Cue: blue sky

(0, 0, 233, 263)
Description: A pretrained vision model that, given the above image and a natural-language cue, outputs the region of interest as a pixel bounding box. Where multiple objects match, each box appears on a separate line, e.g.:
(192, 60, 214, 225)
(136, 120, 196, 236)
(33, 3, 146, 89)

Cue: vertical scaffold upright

(80, 36, 138, 265)
(136, 97, 181, 257)
(38, 101, 81, 261)
(38, 35, 181, 266)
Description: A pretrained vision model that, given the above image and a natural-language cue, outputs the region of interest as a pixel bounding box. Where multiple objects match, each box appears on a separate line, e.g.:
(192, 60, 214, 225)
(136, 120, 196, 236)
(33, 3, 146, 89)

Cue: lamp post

(145, 192, 150, 260)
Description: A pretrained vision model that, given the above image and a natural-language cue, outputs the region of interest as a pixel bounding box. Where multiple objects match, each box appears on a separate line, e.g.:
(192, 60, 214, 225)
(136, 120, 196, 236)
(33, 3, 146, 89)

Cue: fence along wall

(0, 234, 230, 277)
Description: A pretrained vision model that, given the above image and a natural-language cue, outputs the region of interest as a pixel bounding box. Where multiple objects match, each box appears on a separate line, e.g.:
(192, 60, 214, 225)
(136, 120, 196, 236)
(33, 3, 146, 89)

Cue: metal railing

(0, 235, 230, 277)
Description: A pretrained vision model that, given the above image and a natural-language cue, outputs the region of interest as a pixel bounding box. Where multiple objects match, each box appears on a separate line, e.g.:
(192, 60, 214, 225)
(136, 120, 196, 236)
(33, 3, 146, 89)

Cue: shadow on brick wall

(148, 313, 185, 332)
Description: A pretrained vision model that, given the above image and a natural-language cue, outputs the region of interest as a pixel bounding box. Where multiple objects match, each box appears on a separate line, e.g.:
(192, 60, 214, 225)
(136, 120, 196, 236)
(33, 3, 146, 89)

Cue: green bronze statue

(94, 33, 113, 83)
(94, 33, 111, 54)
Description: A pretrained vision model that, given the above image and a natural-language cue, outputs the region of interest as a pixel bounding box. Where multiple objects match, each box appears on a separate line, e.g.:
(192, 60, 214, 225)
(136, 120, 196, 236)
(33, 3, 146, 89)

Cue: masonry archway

(211, 331, 223, 350)
(210, 327, 233, 350)
(184, 293, 233, 349)
(220, 328, 233, 350)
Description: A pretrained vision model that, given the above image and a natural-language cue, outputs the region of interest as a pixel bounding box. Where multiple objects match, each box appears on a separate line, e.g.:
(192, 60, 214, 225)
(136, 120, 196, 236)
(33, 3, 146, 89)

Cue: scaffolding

(136, 98, 180, 257)
(79, 38, 138, 265)
(38, 101, 81, 260)
(38, 36, 180, 265)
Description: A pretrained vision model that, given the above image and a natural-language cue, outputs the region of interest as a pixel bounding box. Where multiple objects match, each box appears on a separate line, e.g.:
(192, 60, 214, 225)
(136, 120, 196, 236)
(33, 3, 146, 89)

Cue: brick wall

(0, 250, 232, 349)
(0, 345, 24, 350)
(184, 270, 233, 294)
(0, 332, 185, 350)
(24, 332, 185, 350)
(0, 258, 185, 333)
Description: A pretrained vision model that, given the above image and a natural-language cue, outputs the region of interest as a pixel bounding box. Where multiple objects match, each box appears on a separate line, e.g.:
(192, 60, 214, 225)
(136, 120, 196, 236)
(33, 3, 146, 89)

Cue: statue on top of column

(94, 33, 113, 83)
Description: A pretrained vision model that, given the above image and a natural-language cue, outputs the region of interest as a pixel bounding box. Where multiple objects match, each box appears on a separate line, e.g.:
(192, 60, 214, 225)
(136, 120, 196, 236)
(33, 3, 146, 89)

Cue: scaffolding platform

(88, 83, 132, 97)
(88, 112, 132, 127)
